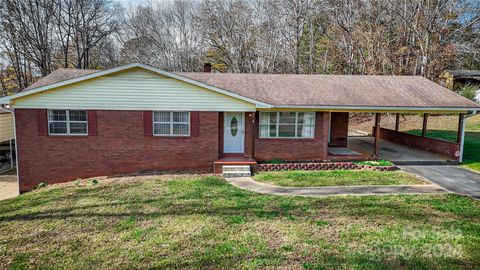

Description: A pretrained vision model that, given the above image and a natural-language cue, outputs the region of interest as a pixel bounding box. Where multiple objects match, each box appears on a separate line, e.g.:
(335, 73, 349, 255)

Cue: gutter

(270, 105, 480, 112)
(459, 110, 478, 163)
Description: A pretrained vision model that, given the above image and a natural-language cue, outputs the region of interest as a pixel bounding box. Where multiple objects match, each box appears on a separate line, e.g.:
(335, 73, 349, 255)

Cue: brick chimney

(203, 63, 212, 73)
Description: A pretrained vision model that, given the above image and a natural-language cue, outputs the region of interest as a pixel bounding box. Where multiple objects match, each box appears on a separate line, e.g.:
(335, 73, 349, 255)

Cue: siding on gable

(0, 113, 14, 142)
(12, 68, 256, 111)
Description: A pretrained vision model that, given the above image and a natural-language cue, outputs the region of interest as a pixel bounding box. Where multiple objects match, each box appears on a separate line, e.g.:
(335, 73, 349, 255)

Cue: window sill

(257, 138, 317, 142)
(152, 135, 192, 139)
(46, 135, 89, 139)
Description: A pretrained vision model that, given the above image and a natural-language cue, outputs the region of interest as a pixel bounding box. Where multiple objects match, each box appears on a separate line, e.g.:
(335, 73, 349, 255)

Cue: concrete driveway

(400, 165, 480, 199)
(348, 136, 480, 199)
(0, 174, 18, 200)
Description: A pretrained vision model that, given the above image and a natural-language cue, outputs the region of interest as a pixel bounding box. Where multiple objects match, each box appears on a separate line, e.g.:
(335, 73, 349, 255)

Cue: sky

(116, 0, 151, 6)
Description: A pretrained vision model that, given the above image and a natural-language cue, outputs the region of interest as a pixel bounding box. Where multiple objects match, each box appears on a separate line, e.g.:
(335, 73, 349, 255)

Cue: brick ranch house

(1, 63, 479, 191)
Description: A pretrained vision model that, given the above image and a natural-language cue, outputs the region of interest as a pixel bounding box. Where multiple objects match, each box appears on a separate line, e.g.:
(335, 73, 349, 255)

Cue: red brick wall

(329, 112, 349, 147)
(254, 112, 329, 161)
(218, 112, 224, 158)
(244, 112, 254, 157)
(379, 128, 460, 160)
(15, 109, 219, 191)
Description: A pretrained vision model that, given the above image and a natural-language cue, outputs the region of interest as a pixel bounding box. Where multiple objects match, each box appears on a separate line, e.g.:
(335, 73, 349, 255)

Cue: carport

(328, 111, 476, 163)
(0, 108, 18, 200)
(348, 136, 452, 164)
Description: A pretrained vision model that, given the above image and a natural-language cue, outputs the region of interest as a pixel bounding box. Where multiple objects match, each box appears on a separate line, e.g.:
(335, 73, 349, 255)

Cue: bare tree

(121, 0, 202, 71)
(1, 0, 479, 90)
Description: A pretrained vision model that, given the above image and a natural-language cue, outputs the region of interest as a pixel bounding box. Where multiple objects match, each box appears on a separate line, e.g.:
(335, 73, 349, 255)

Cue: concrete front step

(222, 165, 251, 178)
(222, 165, 251, 172)
(223, 172, 252, 178)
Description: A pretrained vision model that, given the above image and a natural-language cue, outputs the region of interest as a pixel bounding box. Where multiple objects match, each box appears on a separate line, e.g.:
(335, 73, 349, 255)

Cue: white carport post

(459, 111, 477, 163)
(9, 139, 13, 169)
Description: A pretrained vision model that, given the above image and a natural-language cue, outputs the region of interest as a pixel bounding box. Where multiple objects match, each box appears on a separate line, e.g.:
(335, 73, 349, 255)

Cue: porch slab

(328, 147, 361, 156)
(0, 174, 18, 201)
(214, 156, 257, 174)
(348, 136, 452, 163)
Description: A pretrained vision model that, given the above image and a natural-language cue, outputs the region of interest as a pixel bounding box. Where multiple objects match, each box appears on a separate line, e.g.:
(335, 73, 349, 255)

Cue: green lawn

(407, 115, 480, 172)
(2, 175, 479, 269)
(253, 170, 427, 187)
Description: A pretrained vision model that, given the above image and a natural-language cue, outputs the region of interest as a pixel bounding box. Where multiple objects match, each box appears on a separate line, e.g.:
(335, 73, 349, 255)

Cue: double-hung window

(259, 112, 315, 138)
(153, 111, 190, 136)
(48, 109, 88, 135)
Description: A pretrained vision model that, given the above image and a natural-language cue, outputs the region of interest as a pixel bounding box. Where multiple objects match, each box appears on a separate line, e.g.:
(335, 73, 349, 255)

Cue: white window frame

(259, 111, 315, 138)
(48, 109, 88, 136)
(153, 111, 190, 136)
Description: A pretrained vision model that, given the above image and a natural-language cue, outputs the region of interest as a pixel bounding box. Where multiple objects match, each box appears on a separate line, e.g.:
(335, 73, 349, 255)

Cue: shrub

(263, 159, 286, 164)
(455, 83, 479, 102)
(35, 182, 48, 189)
(355, 159, 394, 167)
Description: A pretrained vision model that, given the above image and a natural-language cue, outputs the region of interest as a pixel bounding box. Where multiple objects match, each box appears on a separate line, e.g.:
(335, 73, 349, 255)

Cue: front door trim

(223, 112, 245, 153)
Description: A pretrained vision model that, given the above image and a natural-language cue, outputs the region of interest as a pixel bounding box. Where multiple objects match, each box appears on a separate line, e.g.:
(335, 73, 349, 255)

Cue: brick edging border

(256, 162, 395, 172)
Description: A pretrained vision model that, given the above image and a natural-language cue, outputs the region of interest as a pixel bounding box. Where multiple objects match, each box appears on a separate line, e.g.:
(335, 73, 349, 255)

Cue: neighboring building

(439, 70, 480, 90)
(0, 111, 15, 173)
(0, 112, 14, 143)
(1, 63, 479, 191)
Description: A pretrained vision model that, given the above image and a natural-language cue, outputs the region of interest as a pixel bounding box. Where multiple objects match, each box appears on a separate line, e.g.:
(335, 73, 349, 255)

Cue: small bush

(455, 83, 480, 102)
(92, 179, 98, 185)
(263, 159, 286, 164)
(35, 182, 48, 189)
(355, 159, 394, 167)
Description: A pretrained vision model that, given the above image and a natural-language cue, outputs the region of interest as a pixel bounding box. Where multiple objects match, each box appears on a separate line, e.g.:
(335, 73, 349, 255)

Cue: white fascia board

(271, 105, 480, 112)
(0, 63, 271, 108)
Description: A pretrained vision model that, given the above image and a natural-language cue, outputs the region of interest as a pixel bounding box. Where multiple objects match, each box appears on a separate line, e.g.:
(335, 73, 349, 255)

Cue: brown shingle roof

(23, 68, 99, 91)
(21, 66, 480, 109)
(177, 73, 480, 108)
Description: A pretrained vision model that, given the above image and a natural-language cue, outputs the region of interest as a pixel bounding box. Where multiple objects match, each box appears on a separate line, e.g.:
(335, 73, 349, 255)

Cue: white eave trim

(270, 105, 480, 112)
(0, 63, 272, 108)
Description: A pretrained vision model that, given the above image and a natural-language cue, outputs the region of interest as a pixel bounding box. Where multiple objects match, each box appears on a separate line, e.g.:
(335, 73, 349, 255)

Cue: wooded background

(1, 0, 479, 96)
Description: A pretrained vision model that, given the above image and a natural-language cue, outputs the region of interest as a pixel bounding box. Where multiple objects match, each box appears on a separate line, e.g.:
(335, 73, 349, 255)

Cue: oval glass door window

(230, 117, 238, 136)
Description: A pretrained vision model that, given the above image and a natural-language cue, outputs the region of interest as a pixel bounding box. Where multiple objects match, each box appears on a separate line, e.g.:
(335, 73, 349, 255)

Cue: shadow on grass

(1, 177, 479, 269)
(0, 178, 471, 223)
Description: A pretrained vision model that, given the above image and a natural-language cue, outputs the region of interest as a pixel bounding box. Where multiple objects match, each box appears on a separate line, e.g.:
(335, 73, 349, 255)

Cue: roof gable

(7, 67, 258, 111)
(0, 63, 269, 108)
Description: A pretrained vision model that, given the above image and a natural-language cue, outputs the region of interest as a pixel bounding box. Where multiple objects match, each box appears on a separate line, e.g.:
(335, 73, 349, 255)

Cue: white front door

(224, 112, 244, 153)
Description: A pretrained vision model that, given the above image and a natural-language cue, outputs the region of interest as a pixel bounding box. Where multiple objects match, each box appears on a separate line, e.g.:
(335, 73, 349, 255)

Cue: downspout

(459, 110, 477, 163)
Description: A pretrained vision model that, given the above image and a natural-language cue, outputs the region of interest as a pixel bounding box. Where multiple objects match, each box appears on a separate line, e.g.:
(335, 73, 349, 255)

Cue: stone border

(256, 162, 395, 172)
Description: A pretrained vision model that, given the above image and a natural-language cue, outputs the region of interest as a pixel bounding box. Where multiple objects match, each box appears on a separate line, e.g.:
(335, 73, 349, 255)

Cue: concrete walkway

(225, 177, 447, 197)
(0, 174, 18, 200)
(400, 165, 480, 199)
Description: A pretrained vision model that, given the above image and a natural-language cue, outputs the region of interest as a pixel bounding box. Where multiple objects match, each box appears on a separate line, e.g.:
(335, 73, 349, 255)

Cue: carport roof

(177, 72, 480, 110)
